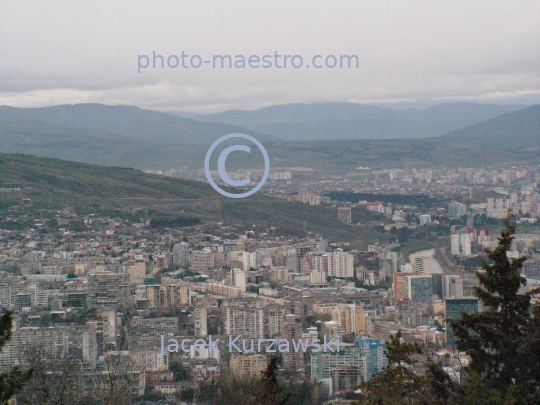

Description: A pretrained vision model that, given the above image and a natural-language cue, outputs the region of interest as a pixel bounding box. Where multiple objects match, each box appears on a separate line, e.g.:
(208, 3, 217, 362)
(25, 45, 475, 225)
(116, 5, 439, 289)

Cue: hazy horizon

(1, 0, 539, 113)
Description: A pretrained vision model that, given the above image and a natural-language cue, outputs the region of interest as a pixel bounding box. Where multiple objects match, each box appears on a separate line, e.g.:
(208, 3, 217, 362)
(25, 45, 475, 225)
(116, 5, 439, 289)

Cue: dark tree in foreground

(0, 311, 33, 404)
(169, 360, 192, 381)
(199, 356, 293, 405)
(451, 217, 540, 404)
(357, 331, 429, 405)
(260, 357, 292, 405)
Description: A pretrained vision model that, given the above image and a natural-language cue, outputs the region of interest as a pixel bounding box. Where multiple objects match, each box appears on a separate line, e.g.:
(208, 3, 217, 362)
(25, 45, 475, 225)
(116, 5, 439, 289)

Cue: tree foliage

(260, 357, 292, 405)
(170, 360, 192, 382)
(451, 217, 540, 403)
(0, 311, 32, 405)
(357, 331, 429, 405)
(357, 219, 540, 404)
(190, 356, 294, 405)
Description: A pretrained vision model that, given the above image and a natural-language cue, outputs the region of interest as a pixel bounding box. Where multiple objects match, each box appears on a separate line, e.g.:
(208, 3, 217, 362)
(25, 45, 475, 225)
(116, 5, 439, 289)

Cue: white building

(460, 234, 472, 256)
(173, 242, 190, 268)
(133, 350, 169, 371)
(310, 269, 327, 284)
(400, 263, 413, 273)
(193, 305, 208, 337)
(443, 275, 464, 298)
(451, 234, 461, 255)
(413, 256, 432, 275)
(328, 250, 354, 278)
(190, 342, 220, 361)
(419, 215, 432, 226)
(230, 268, 247, 292)
(267, 308, 283, 337)
(228, 251, 256, 271)
(82, 328, 98, 367)
(224, 300, 264, 340)
(311, 345, 368, 385)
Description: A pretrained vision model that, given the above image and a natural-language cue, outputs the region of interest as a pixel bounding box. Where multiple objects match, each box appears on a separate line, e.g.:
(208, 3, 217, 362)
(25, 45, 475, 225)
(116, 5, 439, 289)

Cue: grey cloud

(0, 0, 538, 111)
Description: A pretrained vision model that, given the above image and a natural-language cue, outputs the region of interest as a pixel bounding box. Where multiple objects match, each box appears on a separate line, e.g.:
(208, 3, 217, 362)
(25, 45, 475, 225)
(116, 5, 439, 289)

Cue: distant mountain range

(0, 102, 538, 170)
(0, 104, 273, 145)
(439, 105, 540, 151)
(173, 102, 528, 140)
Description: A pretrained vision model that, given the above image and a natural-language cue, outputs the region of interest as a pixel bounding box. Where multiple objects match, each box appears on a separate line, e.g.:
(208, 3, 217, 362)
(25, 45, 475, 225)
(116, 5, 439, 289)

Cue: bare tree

(16, 343, 93, 405)
(89, 351, 145, 405)
(16, 343, 145, 405)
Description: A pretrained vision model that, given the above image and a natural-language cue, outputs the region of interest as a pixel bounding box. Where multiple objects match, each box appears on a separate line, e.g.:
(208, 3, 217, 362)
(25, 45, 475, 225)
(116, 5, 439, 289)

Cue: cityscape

(0, 153, 539, 403)
(1, 1, 539, 404)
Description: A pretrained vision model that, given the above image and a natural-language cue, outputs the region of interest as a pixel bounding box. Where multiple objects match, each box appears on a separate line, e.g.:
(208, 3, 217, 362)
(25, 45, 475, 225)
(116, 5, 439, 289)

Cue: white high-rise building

(310, 253, 329, 273)
(267, 307, 284, 337)
(224, 300, 264, 340)
(443, 275, 464, 298)
(107, 307, 118, 347)
(310, 269, 327, 284)
(337, 206, 352, 224)
(173, 242, 190, 268)
(451, 234, 461, 255)
(228, 251, 256, 271)
(311, 346, 369, 384)
(82, 328, 98, 367)
(419, 215, 432, 226)
(230, 268, 247, 292)
(193, 305, 208, 337)
(413, 256, 432, 275)
(328, 249, 354, 278)
(461, 234, 472, 256)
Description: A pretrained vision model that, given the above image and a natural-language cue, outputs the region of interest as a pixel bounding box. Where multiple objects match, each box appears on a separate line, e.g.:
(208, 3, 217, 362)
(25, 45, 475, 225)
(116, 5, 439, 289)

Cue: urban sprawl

(1, 163, 540, 402)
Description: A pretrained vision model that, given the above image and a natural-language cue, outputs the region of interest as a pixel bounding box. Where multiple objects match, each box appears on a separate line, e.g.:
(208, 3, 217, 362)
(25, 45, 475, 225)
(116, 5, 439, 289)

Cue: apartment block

(224, 300, 264, 340)
(87, 272, 129, 309)
(230, 354, 267, 379)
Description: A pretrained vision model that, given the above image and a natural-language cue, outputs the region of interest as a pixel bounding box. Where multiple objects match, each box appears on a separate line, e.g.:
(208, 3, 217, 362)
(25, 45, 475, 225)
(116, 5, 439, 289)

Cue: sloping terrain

(0, 104, 274, 145)
(175, 102, 527, 140)
(439, 105, 540, 151)
(1, 118, 536, 173)
(0, 153, 379, 244)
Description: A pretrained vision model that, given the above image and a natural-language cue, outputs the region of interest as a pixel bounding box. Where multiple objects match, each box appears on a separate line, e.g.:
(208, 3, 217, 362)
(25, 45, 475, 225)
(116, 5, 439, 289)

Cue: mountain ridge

(1, 116, 538, 172)
(0, 103, 275, 145)
(171, 101, 528, 140)
(439, 105, 540, 151)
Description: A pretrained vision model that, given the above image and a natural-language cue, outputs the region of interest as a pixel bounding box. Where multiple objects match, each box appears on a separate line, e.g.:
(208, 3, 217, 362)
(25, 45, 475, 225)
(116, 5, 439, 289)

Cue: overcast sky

(0, 0, 539, 112)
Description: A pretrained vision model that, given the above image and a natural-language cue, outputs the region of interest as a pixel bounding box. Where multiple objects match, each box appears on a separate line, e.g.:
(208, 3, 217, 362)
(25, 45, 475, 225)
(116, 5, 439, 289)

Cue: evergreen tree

(451, 217, 540, 403)
(422, 360, 460, 405)
(357, 331, 427, 405)
(462, 373, 504, 405)
(0, 311, 33, 404)
(260, 357, 292, 405)
(169, 360, 192, 381)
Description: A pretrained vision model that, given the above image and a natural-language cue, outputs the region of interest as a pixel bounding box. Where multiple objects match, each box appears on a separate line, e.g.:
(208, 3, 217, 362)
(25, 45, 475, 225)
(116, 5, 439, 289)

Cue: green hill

(439, 105, 540, 151)
(0, 116, 197, 168)
(0, 153, 381, 245)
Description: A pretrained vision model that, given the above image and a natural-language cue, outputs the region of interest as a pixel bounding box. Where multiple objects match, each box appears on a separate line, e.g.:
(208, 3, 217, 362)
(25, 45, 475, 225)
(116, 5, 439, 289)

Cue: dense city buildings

(0, 161, 539, 402)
